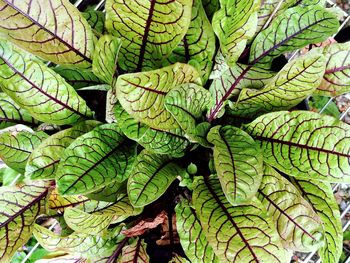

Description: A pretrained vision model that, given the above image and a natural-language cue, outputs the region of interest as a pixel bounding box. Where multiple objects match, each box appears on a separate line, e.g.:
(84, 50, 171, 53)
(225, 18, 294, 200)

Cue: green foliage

(0, 0, 348, 262)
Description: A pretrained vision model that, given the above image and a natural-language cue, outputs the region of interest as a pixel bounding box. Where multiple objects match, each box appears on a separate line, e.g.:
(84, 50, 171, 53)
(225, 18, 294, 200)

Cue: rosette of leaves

(0, 0, 348, 262)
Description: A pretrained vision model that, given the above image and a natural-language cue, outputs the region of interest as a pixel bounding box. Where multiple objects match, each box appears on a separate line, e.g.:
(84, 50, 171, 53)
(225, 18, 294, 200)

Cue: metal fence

(15, 0, 350, 262)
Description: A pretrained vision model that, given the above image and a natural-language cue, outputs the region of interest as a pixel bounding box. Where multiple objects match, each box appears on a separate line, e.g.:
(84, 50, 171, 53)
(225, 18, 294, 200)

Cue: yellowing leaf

(0, 183, 48, 262)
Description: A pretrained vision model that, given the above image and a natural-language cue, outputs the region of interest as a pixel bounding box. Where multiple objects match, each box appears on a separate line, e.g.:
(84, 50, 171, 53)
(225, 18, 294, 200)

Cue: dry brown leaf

(122, 210, 167, 237)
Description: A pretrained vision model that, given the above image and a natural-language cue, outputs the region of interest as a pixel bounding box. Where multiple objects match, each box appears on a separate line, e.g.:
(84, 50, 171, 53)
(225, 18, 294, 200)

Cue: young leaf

(92, 35, 122, 85)
(57, 124, 136, 195)
(0, 40, 94, 125)
(207, 125, 263, 205)
(316, 42, 350, 96)
(64, 194, 142, 236)
(33, 224, 123, 260)
(53, 66, 102, 89)
(258, 166, 324, 252)
(128, 150, 184, 207)
(115, 104, 190, 157)
(82, 9, 105, 34)
(86, 180, 126, 203)
(0, 166, 21, 186)
(26, 121, 100, 180)
(0, 129, 48, 173)
(212, 0, 260, 66)
(244, 111, 350, 182)
(0, 183, 48, 262)
(0, 0, 95, 67)
(138, 128, 190, 158)
(115, 63, 201, 130)
(229, 52, 326, 118)
(250, 5, 339, 68)
(208, 63, 275, 118)
(292, 179, 343, 263)
(0, 93, 39, 129)
(193, 176, 286, 262)
(105, 0, 192, 72)
(118, 238, 149, 263)
(165, 0, 216, 83)
(165, 83, 212, 141)
(175, 199, 220, 263)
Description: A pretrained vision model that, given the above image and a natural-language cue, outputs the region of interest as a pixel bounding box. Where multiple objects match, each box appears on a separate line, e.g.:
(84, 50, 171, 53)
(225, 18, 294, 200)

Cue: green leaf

(0, 166, 21, 186)
(0, 0, 95, 67)
(0, 40, 94, 125)
(115, 104, 190, 157)
(0, 93, 39, 129)
(250, 5, 339, 68)
(138, 127, 190, 157)
(128, 150, 184, 207)
(245, 111, 350, 182)
(0, 128, 48, 173)
(53, 66, 102, 89)
(207, 125, 263, 205)
(208, 63, 275, 119)
(230, 51, 326, 118)
(64, 194, 142, 236)
(165, 0, 216, 83)
(86, 180, 126, 203)
(193, 176, 286, 262)
(258, 165, 324, 251)
(82, 9, 105, 34)
(308, 95, 340, 118)
(25, 121, 100, 180)
(256, 0, 299, 33)
(92, 35, 122, 85)
(165, 83, 212, 145)
(292, 178, 342, 263)
(201, 0, 219, 20)
(57, 123, 136, 195)
(105, 0, 192, 72)
(315, 42, 350, 96)
(0, 183, 48, 262)
(175, 199, 219, 263)
(115, 63, 201, 130)
(33, 224, 123, 260)
(118, 238, 149, 263)
(212, 0, 260, 66)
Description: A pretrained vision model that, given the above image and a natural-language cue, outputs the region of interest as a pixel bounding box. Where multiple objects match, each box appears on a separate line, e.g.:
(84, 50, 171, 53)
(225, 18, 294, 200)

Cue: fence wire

(17, 0, 350, 262)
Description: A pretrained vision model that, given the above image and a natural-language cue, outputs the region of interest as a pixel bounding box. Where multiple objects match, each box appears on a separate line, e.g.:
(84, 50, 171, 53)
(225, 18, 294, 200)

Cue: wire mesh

(14, 0, 350, 262)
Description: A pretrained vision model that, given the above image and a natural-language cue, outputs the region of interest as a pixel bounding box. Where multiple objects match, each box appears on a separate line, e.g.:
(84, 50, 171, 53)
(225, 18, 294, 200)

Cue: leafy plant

(0, 0, 349, 262)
